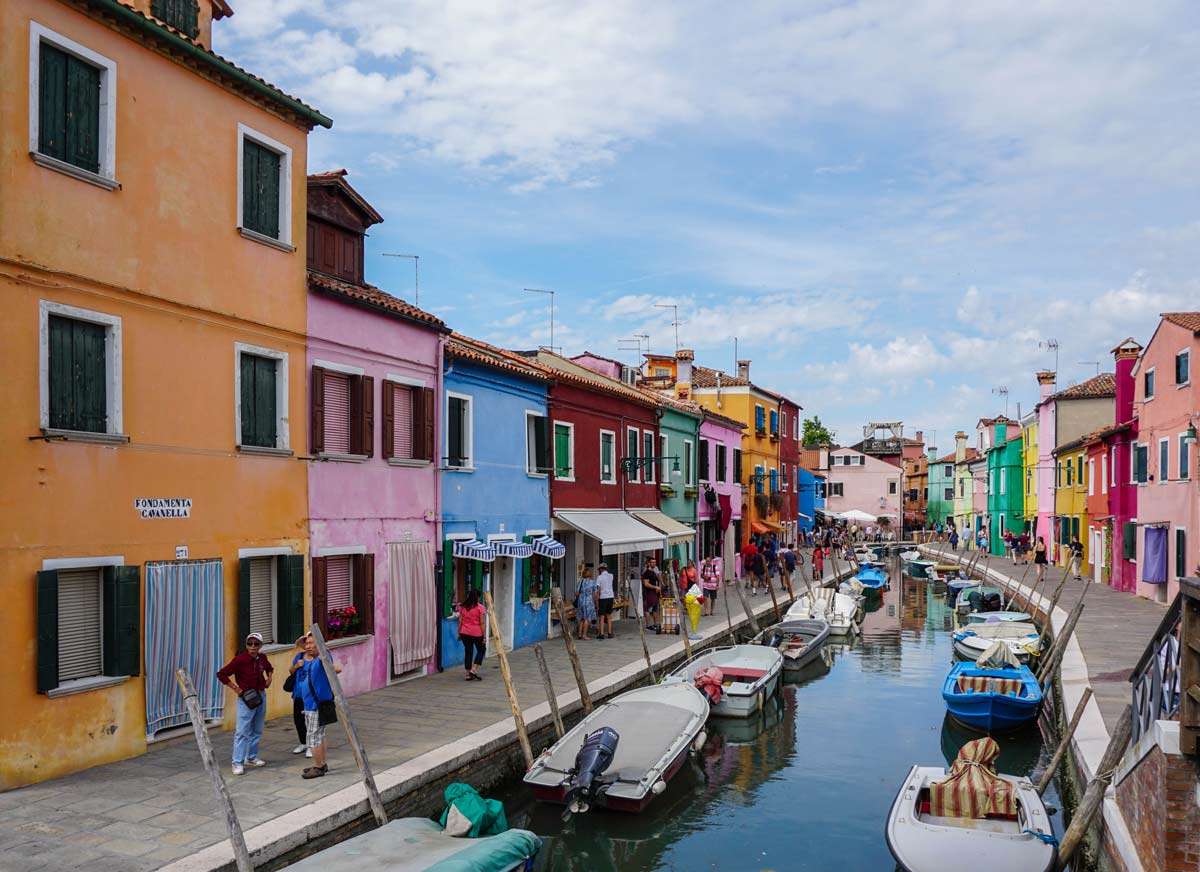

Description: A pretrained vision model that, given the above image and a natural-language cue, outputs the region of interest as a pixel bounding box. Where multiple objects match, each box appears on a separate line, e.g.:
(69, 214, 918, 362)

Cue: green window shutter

(471, 559, 485, 594)
(152, 0, 200, 38)
(554, 424, 571, 478)
(102, 565, 140, 677)
(521, 537, 533, 603)
(38, 43, 68, 162)
(36, 570, 59, 693)
(65, 53, 100, 174)
(276, 555, 305, 644)
(1071, 516, 1080, 541)
(532, 416, 549, 473)
(441, 544, 455, 617)
(1176, 529, 1186, 578)
(237, 558, 252, 643)
(243, 139, 281, 238)
(48, 315, 107, 433)
(1123, 522, 1137, 559)
(240, 354, 278, 447)
(239, 354, 255, 445)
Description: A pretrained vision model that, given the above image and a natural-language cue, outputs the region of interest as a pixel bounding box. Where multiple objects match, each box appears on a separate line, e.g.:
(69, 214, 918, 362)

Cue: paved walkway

(0, 568, 821, 872)
(921, 544, 1168, 732)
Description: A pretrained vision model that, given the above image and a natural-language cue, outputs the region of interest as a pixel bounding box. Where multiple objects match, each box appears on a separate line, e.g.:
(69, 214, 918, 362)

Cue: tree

(801, 416, 834, 446)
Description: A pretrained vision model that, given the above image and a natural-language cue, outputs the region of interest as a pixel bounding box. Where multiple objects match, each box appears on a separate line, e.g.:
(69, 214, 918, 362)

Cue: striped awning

(529, 535, 566, 559)
(451, 539, 496, 562)
(494, 540, 533, 558)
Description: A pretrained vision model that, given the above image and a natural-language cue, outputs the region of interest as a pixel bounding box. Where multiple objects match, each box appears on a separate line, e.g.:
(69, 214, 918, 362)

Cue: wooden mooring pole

(532, 644, 564, 740)
(175, 669, 253, 872)
(1036, 687, 1093, 796)
(731, 565, 761, 635)
(666, 568, 694, 661)
(551, 589, 595, 712)
(1056, 704, 1133, 871)
(1036, 598, 1086, 686)
(764, 567, 783, 623)
(310, 623, 388, 827)
(482, 592, 534, 768)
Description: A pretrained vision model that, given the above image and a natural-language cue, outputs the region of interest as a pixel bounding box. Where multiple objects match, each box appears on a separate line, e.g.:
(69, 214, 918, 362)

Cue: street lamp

(621, 455, 680, 478)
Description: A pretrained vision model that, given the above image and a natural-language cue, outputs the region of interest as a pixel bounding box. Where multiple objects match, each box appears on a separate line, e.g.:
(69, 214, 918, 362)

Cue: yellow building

(1052, 441, 1089, 568)
(1021, 412, 1038, 535)
(0, 0, 329, 788)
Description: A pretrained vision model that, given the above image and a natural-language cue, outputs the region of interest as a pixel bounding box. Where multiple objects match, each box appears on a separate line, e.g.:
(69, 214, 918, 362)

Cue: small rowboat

(752, 619, 832, 672)
(953, 622, 1041, 664)
(787, 589, 860, 636)
(665, 644, 783, 718)
(942, 662, 1042, 732)
(906, 559, 938, 579)
(966, 610, 1033, 624)
(855, 564, 888, 593)
(899, 549, 921, 562)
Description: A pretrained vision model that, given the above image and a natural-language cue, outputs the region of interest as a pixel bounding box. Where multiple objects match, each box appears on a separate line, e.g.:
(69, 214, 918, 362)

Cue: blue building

(439, 335, 561, 669)
(798, 467, 826, 534)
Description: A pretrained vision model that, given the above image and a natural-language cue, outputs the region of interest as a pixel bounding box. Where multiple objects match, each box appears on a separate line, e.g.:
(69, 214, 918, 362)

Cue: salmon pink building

(698, 410, 746, 560)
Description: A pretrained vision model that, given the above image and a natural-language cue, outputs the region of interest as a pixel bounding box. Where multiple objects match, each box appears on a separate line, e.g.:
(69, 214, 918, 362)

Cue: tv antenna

(1038, 338, 1060, 374)
(1077, 361, 1100, 376)
(992, 385, 1010, 417)
(382, 253, 419, 306)
(654, 303, 684, 352)
(524, 288, 557, 354)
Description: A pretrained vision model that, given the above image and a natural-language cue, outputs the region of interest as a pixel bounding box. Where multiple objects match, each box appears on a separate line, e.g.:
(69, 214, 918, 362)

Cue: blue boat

(855, 564, 888, 594)
(942, 661, 1042, 732)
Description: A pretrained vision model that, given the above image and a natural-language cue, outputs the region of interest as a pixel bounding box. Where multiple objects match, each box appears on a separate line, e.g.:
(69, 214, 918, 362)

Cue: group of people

(738, 536, 802, 597)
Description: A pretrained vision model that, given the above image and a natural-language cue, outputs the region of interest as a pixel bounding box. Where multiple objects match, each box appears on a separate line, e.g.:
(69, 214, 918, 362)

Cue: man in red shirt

(740, 539, 758, 587)
(217, 632, 274, 775)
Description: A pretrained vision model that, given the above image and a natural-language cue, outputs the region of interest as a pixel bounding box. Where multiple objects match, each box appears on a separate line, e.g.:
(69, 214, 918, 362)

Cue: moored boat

(952, 622, 1041, 664)
(906, 559, 937, 579)
(752, 618, 832, 672)
(966, 610, 1033, 624)
(855, 563, 887, 594)
(942, 661, 1042, 732)
(524, 682, 709, 814)
(786, 588, 860, 636)
(665, 644, 783, 718)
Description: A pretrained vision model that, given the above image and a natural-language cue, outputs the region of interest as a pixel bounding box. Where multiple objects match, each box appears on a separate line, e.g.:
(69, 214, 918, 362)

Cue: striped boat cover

(529, 535, 565, 559)
(955, 675, 1025, 696)
(929, 737, 1017, 818)
(145, 559, 225, 736)
(493, 540, 533, 558)
(452, 539, 497, 562)
(387, 541, 436, 674)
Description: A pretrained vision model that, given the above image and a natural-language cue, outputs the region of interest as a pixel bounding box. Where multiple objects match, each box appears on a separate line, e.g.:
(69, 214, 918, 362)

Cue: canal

(494, 570, 1066, 871)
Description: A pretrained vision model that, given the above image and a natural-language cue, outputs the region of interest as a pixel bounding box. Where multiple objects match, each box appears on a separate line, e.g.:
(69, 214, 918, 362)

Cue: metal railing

(1129, 578, 1199, 751)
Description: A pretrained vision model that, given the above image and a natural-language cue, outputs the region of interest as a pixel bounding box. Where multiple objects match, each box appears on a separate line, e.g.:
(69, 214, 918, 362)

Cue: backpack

(783, 550, 796, 571)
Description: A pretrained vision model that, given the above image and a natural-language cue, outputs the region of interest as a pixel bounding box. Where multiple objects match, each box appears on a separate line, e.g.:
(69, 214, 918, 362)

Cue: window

(151, 0, 200, 37)
(626, 428, 640, 482)
(40, 302, 123, 436)
(769, 409, 779, 437)
(1065, 462, 1073, 487)
(944, 464, 953, 477)
(959, 480, 965, 498)
(384, 380, 433, 463)
(237, 554, 305, 645)
(769, 467, 778, 494)
(30, 25, 117, 186)
(923, 487, 928, 501)
(683, 440, 694, 485)
(599, 430, 615, 484)
(642, 431, 655, 484)
(36, 562, 140, 694)
(733, 449, 743, 482)
(1111, 446, 1118, 485)
(236, 344, 288, 451)
(446, 394, 472, 468)
(654, 367, 670, 377)
(888, 480, 897, 495)
(944, 487, 954, 501)
(238, 124, 293, 247)
(780, 411, 787, 437)
(1077, 456, 1084, 486)
(1159, 438, 1169, 482)
(554, 422, 574, 480)
(1176, 350, 1190, 386)
(1056, 462, 1062, 488)
(311, 364, 374, 459)
(1000, 470, 1006, 495)
(755, 405, 766, 434)
(754, 465, 765, 495)
(828, 482, 844, 497)
(1101, 454, 1108, 494)
(313, 553, 374, 634)
(526, 413, 550, 475)
(1180, 433, 1191, 480)
(1088, 459, 1095, 496)
(1144, 368, 1155, 400)
(1134, 444, 1149, 484)
(716, 443, 727, 482)
(1026, 470, 1033, 495)
(1177, 529, 1187, 578)
(1123, 521, 1137, 560)
(660, 433, 670, 483)
(522, 543, 553, 602)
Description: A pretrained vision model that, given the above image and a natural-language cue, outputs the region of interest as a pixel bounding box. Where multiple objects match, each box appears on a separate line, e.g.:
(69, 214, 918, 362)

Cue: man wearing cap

(217, 633, 274, 775)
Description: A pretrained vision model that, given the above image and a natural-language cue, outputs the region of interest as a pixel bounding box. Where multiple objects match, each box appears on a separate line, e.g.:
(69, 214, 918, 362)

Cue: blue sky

(219, 0, 1200, 451)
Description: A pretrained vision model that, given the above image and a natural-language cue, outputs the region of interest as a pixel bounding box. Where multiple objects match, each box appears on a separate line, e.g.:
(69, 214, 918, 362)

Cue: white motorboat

(751, 619, 832, 672)
(665, 644, 783, 718)
(787, 588, 860, 636)
(524, 682, 709, 814)
(899, 549, 921, 562)
(953, 622, 1041, 664)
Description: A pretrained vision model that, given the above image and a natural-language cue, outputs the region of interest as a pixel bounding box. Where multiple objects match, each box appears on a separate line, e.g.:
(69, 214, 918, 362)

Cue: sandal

(302, 765, 327, 779)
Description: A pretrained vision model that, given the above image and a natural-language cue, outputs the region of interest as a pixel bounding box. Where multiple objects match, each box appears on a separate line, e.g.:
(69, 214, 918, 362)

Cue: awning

(493, 540, 533, 558)
(630, 510, 695, 545)
(751, 520, 784, 534)
(798, 512, 812, 521)
(528, 535, 565, 559)
(553, 510, 665, 555)
(451, 539, 496, 562)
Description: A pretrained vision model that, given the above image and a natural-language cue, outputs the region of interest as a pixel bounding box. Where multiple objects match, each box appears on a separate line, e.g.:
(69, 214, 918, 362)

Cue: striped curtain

(144, 559, 225, 736)
(387, 541, 436, 674)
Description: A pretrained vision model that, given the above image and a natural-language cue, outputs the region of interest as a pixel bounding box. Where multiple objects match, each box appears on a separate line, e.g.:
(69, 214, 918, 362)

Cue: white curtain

(388, 541, 436, 674)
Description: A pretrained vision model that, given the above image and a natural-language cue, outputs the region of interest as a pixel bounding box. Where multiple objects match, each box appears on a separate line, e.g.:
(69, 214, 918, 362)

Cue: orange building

(0, 0, 329, 788)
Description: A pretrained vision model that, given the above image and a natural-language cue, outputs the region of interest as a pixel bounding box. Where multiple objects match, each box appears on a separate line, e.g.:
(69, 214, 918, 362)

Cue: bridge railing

(1129, 577, 1199, 753)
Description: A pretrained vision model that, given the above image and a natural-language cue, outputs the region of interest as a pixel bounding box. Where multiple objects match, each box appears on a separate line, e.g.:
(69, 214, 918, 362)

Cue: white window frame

(1180, 432, 1192, 481)
(1144, 367, 1156, 401)
(525, 410, 548, 477)
(642, 430, 656, 485)
(41, 555, 127, 697)
(889, 479, 898, 496)
(626, 427, 640, 483)
(755, 404, 765, 432)
(29, 22, 119, 189)
(553, 420, 575, 482)
(1101, 453, 1108, 494)
(660, 433, 670, 484)
(236, 122, 294, 250)
(599, 429, 616, 485)
(1111, 446, 1118, 486)
(1087, 458, 1095, 496)
(445, 391, 474, 471)
(828, 481, 844, 497)
(39, 300, 124, 436)
(754, 464, 764, 494)
(1176, 348, 1190, 386)
(716, 442, 727, 483)
(234, 342, 290, 452)
(246, 554, 279, 645)
(1158, 437, 1169, 483)
(769, 465, 777, 493)
(684, 439, 695, 486)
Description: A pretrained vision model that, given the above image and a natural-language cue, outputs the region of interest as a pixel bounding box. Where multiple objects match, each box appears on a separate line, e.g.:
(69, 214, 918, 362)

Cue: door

(387, 541, 435, 679)
(1091, 528, 1103, 584)
(490, 556, 515, 652)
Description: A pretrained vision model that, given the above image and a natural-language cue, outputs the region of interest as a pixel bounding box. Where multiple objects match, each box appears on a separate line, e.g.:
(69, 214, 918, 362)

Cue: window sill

(260, 642, 295, 655)
(526, 471, 550, 479)
(238, 226, 296, 253)
(388, 458, 433, 468)
(38, 429, 130, 445)
(316, 453, 369, 463)
(327, 634, 372, 650)
(46, 675, 129, 698)
(444, 465, 476, 473)
(31, 152, 121, 190)
(238, 445, 294, 457)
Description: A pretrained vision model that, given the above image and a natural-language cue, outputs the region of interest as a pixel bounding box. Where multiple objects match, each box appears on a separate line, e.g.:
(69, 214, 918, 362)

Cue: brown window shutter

(354, 554, 375, 634)
(306, 222, 317, 271)
(417, 387, 436, 462)
(360, 375, 375, 458)
(310, 366, 326, 454)
(381, 382, 395, 460)
(311, 556, 328, 628)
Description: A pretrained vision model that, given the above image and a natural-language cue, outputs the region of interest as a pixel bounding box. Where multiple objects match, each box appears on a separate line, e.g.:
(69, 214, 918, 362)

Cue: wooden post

(665, 568, 694, 661)
(1045, 569, 1073, 622)
(764, 567, 783, 623)
(175, 669, 253, 872)
(533, 644, 564, 740)
(1036, 687, 1093, 795)
(310, 624, 388, 827)
(1056, 704, 1133, 871)
(731, 563, 761, 635)
(552, 589, 597, 708)
(723, 576, 736, 644)
(482, 592, 534, 768)
(1036, 599, 1086, 685)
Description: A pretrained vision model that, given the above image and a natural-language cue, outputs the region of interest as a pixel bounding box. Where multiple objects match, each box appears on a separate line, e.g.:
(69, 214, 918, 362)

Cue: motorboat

(855, 564, 888, 594)
(665, 644, 783, 718)
(942, 662, 1042, 732)
(946, 578, 979, 604)
(286, 817, 542, 872)
(524, 682, 709, 814)
(885, 738, 1056, 872)
(906, 559, 938, 579)
(953, 622, 1041, 664)
(966, 611, 1034, 624)
(752, 618, 832, 672)
(900, 550, 921, 562)
(786, 588, 860, 636)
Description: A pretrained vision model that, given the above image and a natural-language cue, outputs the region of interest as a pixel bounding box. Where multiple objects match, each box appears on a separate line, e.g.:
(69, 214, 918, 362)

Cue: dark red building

(779, 395, 803, 544)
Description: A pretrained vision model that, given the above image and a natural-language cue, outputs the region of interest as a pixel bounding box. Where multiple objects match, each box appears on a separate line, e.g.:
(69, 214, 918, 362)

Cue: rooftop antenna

(1077, 361, 1100, 376)
(617, 338, 643, 363)
(654, 303, 683, 352)
(524, 288, 557, 354)
(992, 385, 1010, 417)
(1038, 338, 1060, 374)
(733, 336, 738, 373)
(381, 253, 419, 307)
(635, 333, 650, 355)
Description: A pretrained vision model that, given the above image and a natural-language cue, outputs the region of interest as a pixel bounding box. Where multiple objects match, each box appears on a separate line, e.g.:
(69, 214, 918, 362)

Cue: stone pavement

(0, 567, 824, 872)
(922, 543, 1168, 732)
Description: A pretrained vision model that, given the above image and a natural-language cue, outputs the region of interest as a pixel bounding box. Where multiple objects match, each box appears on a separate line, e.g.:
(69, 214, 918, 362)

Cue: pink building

(1035, 371, 1058, 550)
(698, 410, 746, 559)
(305, 172, 448, 695)
(1132, 313, 1199, 603)
(824, 448, 902, 529)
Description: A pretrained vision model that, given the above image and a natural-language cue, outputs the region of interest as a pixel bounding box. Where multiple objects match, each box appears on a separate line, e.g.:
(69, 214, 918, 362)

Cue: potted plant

(753, 494, 769, 516)
(769, 493, 785, 513)
(326, 606, 361, 639)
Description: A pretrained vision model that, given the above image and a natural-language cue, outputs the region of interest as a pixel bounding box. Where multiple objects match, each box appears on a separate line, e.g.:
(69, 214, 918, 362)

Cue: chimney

(1036, 370, 1056, 405)
(915, 430, 923, 446)
(675, 348, 694, 397)
(1111, 338, 1142, 425)
(737, 359, 751, 381)
(955, 431, 967, 464)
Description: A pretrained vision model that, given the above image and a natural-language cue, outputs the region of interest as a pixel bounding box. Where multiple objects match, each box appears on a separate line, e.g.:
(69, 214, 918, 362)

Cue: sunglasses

(246, 641, 262, 647)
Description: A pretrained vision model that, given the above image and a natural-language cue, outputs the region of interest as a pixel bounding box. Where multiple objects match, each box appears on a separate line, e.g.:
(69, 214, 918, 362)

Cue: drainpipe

(434, 336, 447, 672)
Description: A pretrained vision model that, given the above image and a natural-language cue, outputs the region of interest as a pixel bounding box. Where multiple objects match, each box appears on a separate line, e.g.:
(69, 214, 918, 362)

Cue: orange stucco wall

(0, 0, 313, 789)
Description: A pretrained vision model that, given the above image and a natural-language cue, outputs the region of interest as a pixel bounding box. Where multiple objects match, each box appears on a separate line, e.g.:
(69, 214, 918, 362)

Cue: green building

(986, 423, 1025, 555)
(926, 449, 957, 529)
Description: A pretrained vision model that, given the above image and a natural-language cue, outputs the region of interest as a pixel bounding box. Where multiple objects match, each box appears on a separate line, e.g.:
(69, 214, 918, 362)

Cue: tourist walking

(812, 545, 825, 580)
(751, 549, 767, 595)
(1066, 536, 1084, 579)
(456, 588, 487, 680)
(949, 528, 959, 551)
(781, 543, 797, 597)
(287, 635, 315, 757)
(295, 634, 341, 779)
(1017, 532, 1031, 565)
(576, 567, 599, 640)
(1034, 536, 1048, 584)
(642, 557, 663, 631)
(740, 538, 759, 586)
(596, 562, 615, 639)
(217, 632, 274, 776)
(700, 556, 720, 615)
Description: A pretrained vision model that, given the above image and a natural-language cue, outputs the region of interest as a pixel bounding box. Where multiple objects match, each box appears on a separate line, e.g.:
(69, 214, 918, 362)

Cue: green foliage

(801, 415, 834, 446)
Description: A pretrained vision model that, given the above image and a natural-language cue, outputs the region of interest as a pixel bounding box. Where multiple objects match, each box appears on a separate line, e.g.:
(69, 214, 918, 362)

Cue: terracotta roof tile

(701, 409, 748, 432)
(307, 270, 447, 331)
(448, 334, 550, 381)
(528, 352, 658, 408)
(1049, 372, 1115, 401)
(691, 365, 749, 388)
(1162, 312, 1200, 333)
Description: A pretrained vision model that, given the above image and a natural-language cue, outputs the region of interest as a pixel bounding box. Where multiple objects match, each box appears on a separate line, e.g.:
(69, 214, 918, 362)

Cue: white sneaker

(291, 744, 307, 755)
(305, 748, 313, 759)
(246, 758, 266, 767)
(232, 763, 244, 776)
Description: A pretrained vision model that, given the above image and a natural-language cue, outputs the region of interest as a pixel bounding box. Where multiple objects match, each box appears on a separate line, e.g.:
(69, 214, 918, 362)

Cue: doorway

(490, 556, 515, 652)
(1091, 527, 1103, 585)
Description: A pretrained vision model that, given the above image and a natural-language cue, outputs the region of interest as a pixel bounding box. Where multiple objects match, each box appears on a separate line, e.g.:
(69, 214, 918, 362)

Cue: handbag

(282, 673, 296, 693)
(240, 688, 264, 709)
(317, 699, 338, 726)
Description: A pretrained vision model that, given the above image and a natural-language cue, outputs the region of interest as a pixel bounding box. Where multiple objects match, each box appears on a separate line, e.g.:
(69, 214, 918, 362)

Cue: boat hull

(666, 644, 785, 720)
(942, 664, 1042, 732)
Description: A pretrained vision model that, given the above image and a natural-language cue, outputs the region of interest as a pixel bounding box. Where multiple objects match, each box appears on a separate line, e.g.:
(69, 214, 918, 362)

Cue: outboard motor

(763, 630, 785, 649)
(564, 727, 619, 814)
(981, 591, 1003, 612)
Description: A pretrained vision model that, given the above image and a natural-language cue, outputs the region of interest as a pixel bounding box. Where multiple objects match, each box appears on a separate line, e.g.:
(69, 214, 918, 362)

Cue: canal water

(495, 570, 1065, 871)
